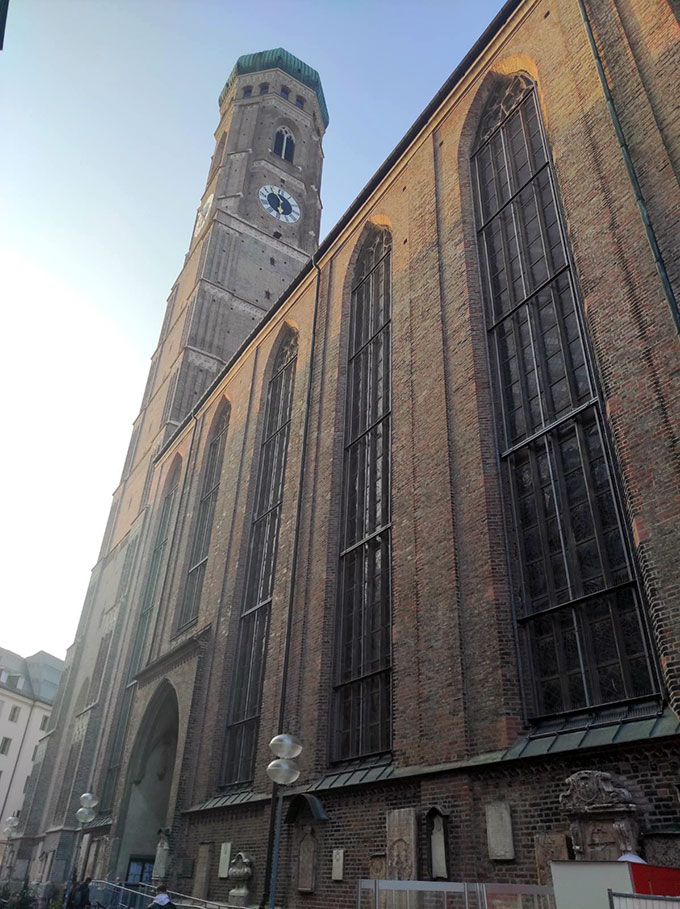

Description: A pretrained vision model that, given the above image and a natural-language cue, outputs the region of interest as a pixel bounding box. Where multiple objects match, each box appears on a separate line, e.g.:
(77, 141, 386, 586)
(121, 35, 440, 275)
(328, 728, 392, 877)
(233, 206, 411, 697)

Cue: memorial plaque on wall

(386, 808, 417, 879)
(193, 843, 213, 899)
(297, 829, 316, 893)
(486, 802, 515, 860)
(218, 842, 232, 879)
(535, 832, 569, 884)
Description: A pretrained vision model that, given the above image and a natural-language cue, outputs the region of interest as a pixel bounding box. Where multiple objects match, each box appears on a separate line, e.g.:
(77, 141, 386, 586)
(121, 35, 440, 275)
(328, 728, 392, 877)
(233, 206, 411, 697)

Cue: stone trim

(134, 625, 211, 688)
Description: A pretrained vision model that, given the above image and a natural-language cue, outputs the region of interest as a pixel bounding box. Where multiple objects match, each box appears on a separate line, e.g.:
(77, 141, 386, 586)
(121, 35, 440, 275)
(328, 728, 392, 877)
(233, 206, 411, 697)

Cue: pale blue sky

(0, 0, 503, 659)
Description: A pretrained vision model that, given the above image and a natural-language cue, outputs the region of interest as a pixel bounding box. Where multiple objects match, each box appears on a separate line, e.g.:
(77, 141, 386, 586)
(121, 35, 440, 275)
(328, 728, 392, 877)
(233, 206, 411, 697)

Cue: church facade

(14, 0, 680, 905)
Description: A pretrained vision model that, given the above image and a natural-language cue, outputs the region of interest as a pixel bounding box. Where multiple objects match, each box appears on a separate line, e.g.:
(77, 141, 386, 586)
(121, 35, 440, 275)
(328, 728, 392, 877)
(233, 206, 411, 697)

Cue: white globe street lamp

(79, 793, 100, 810)
(266, 734, 302, 909)
(75, 807, 96, 825)
(269, 734, 302, 760)
(72, 792, 99, 882)
(266, 758, 300, 786)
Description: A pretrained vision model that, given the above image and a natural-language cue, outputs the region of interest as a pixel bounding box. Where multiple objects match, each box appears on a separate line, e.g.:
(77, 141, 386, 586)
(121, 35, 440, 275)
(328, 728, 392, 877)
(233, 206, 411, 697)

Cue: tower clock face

(259, 185, 301, 223)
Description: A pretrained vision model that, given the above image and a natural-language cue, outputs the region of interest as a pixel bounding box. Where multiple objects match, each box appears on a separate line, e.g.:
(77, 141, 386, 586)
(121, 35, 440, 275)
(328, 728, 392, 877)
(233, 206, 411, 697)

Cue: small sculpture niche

(426, 807, 449, 880)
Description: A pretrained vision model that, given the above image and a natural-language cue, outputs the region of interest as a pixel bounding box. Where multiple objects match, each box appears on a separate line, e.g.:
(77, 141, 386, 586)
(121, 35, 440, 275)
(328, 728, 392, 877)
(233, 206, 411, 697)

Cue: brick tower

(14, 49, 327, 888)
(103, 49, 328, 557)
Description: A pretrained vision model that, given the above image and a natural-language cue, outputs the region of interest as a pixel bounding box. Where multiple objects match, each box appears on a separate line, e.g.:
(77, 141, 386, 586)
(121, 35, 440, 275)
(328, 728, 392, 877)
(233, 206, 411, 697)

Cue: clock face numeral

(259, 184, 301, 223)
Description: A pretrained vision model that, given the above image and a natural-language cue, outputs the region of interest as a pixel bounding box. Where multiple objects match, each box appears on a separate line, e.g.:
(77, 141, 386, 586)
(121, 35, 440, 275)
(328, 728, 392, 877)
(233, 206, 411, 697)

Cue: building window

(0, 737, 11, 755)
(273, 127, 295, 163)
(178, 408, 229, 628)
(132, 458, 182, 669)
(281, 86, 289, 100)
(332, 227, 393, 762)
(259, 83, 269, 95)
(0, 672, 24, 689)
(207, 133, 227, 184)
(471, 74, 656, 718)
(242, 85, 252, 98)
(295, 95, 304, 109)
(32, 745, 38, 761)
(9, 705, 19, 722)
(222, 329, 298, 786)
(40, 714, 49, 731)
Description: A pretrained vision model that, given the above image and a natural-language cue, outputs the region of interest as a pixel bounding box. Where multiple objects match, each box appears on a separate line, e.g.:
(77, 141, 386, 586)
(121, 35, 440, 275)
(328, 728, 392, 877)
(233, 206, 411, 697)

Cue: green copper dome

(219, 48, 329, 127)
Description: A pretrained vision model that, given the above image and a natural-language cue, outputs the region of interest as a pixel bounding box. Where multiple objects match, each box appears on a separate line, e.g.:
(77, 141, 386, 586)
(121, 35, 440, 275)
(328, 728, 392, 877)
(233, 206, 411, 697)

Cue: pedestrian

(63, 881, 75, 909)
(77, 878, 92, 909)
(147, 886, 175, 909)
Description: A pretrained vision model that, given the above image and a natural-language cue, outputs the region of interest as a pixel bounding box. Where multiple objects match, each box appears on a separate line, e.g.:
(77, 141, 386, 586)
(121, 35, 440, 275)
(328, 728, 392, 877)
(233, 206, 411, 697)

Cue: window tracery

(273, 126, 295, 163)
(332, 227, 393, 761)
(222, 329, 298, 785)
(178, 406, 229, 628)
(471, 74, 656, 716)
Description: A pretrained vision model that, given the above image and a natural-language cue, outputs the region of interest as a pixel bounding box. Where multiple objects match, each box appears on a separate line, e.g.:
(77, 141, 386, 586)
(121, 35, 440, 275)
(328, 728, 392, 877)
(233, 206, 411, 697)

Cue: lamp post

(2, 814, 19, 881)
(72, 792, 99, 882)
(265, 734, 302, 909)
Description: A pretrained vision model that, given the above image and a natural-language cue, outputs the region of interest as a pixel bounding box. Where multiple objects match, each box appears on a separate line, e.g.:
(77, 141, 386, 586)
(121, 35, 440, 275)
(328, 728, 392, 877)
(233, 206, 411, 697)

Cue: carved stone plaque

(369, 852, 386, 879)
(386, 808, 417, 879)
(297, 829, 316, 893)
(486, 802, 515, 860)
(332, 848, 344, 882)
(193, 842, 212, 899)
(218, 842, 232, 878)
(560, 770, 639, 861)
(534, 832, 570, 885)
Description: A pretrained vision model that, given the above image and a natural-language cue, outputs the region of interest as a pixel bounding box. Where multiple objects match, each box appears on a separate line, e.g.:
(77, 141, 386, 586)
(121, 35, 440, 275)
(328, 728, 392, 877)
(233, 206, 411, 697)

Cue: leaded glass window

(101, 464, 181, 810)
(131, 458, 181, 673)
(332, 227, 392, 761)
(178, 406, 229, 627)
(472, 74, 656, 717)
(222, 330, 298, 785)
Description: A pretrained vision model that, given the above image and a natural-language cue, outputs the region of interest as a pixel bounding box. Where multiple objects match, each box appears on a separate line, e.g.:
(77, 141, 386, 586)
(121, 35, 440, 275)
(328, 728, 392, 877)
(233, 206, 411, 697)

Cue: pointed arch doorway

(115, 681, 179, 881)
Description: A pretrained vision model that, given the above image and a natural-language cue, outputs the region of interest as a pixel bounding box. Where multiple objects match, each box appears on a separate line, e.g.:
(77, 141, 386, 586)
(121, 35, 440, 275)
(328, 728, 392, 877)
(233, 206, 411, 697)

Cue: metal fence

(90, 881, 225, 909)
(357, 879, 555, 909)
(608, 892, 680, 909)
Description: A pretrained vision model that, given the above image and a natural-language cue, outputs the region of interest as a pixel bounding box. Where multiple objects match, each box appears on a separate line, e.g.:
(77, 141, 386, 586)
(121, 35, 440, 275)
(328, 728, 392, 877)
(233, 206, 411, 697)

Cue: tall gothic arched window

(130, 457, 182, 672)
(472, 74, 656, 717)
(178, 404, 230, 628)
(332, 227, 392, 761)
(222, 329, 298, 785)
(273, 126, 295, 163)
(100, 458, 181, 811)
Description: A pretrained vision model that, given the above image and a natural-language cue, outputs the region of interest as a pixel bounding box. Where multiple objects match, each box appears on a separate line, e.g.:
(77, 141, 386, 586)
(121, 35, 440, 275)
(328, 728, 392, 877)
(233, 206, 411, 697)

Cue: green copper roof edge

(219, 47, 329, 127)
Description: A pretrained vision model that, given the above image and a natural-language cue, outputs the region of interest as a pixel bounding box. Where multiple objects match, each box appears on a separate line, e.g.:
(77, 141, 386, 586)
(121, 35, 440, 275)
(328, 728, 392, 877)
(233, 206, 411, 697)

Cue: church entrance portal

(116, 682, 179, 882)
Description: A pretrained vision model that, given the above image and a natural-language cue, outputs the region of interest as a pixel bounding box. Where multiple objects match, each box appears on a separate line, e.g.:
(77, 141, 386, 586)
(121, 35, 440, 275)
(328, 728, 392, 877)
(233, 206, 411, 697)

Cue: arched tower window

(471, 74, 656, 717)
(332, 227, 392, 762)
(273, 126, 295, 163)
(222, 329, 298, 785)
(178, 404, 230, 628)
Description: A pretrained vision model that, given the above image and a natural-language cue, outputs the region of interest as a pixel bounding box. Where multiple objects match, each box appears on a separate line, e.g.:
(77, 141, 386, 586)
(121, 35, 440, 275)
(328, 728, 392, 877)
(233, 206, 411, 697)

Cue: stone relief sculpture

(560, 770, 640, 861)
(228, 852, 253, 907)
(152, 828, 171, 881)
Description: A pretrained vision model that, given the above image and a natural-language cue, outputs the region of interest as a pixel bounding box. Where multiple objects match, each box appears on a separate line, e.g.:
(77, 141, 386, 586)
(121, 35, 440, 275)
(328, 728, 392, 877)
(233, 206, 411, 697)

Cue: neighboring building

(0, 649, 63, 874)
(15, 1, 680, 905)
